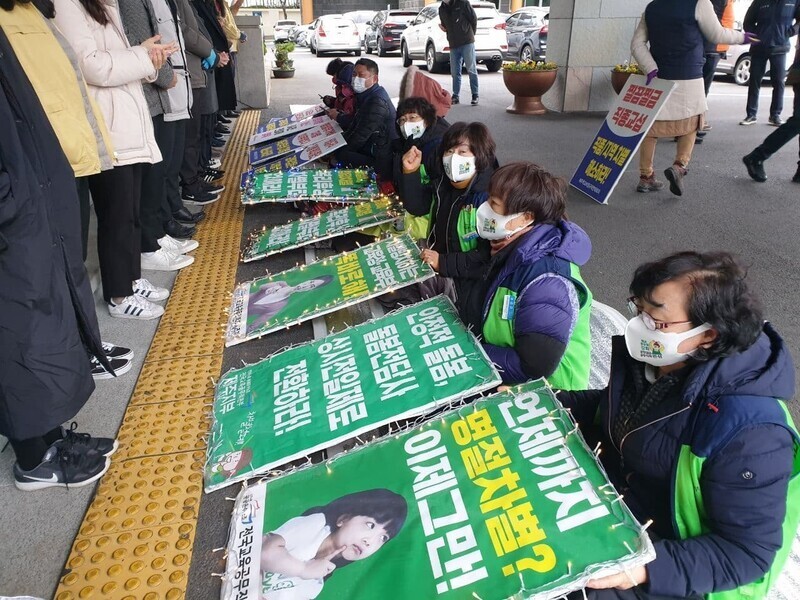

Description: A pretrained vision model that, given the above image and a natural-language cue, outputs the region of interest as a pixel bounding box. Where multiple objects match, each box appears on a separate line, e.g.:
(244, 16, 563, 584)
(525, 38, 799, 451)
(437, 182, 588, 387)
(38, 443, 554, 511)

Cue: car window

(519, 14, 532, 25)
(475, 7, 500, 19)
(506, 14, 519, 27)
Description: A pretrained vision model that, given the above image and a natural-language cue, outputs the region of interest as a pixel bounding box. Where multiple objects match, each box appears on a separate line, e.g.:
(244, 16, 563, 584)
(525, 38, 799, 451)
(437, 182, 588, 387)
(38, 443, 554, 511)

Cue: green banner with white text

(241, 168, 376, 205)
(207, 297, 501, 493)
(221, 380, 654, 600)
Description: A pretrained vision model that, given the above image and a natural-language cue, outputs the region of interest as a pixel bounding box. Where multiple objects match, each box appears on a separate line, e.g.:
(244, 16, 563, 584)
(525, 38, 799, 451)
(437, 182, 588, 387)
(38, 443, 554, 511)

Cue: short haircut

(629, 251, 764, 360)
(355, 58, 379, 76)
(326, 57, 345, 76)
(396, 97, 437, 129)
(439, 122, 496, 172)
(488, 162, 567, 224)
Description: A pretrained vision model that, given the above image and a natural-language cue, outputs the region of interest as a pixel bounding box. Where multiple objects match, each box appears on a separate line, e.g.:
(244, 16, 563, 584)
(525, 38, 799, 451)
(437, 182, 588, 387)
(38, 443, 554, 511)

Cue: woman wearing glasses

(559, 251, 800, 600)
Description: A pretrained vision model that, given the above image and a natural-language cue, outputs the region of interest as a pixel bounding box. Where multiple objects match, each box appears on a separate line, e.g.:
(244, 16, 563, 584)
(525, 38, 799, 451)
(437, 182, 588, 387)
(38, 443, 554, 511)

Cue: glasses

(627, 296, 693, 331)
(397, 114, 422, 126)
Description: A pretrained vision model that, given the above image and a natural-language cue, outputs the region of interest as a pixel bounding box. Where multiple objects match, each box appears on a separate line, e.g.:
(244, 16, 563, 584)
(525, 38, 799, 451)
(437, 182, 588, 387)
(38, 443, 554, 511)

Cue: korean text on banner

(249, 115, 332, 146)
(569, 75, 675, 205)
(241, 168, 376, 205)
(206, 296, 501, 493)
(260, 103, 327, 131)
(249, 120, 343, 166)
(225, 233, 434, 346)
(242, 199, 397, 262)
(250, 133, 347, 174)
(221, 380, 655, 600)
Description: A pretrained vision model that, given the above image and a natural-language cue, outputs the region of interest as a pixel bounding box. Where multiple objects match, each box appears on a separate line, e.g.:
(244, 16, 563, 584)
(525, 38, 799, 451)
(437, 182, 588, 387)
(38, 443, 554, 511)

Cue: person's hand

(240, 31, 248, 43)
(219, 51, 230, 67)
(587, 565, 648, 590)
(301, 547, 345, 579)
(167, 72, 178, 89)
(326, 108, 339, 120)
(744, 31, 760, 44)
(402, 145, 422, 173)
(645, 69, 658, 85)
(497, 385, 512, 393)
(420, 249, 440, 271)
(438, 23, 446, 32)
(202, 49, 217, 70)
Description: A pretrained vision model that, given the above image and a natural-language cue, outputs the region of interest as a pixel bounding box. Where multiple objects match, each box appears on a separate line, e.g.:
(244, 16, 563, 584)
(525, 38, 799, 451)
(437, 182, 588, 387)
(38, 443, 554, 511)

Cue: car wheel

(354, 49, 361, 57)
(366, 36, 373, 54)
(734, 55, 751, 86)
(402, 42, 412, 67)
(485, 59, 502, 72)
(377, 37, 386, 57)
(520, 44, 533, 62)
(310, 40, 316, 54)
(426, 43, 444, 73)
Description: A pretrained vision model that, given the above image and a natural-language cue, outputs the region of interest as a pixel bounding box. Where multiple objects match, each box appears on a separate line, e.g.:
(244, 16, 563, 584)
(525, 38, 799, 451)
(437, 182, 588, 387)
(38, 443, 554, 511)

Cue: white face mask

(624, 315, 712, 367)
(443, 153, 476, 182)
(475, 202, 531, 240)
(402, 120, 426, 140)
(352, 76, 369, 94)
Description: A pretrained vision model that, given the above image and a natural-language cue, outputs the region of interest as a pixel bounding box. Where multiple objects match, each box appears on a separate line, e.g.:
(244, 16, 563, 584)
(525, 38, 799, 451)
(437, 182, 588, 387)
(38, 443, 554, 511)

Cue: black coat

(0, 28, 104, 440)
(344, 83, 398, 178)
(439, 0, 477, 48)
(192, 0, 236, 110)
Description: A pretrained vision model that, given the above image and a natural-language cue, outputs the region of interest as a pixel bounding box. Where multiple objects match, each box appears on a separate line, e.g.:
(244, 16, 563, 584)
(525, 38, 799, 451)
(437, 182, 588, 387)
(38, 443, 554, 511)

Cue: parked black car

(364, 9, 418, 55)
(503, 7, 548, 61)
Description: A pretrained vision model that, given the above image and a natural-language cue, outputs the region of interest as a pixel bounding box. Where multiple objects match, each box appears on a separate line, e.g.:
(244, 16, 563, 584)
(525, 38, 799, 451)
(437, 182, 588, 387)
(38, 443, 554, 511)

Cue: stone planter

(502, 68, 557, 115)
(611, 70, 634, 94)
(272, 68, 295, 79)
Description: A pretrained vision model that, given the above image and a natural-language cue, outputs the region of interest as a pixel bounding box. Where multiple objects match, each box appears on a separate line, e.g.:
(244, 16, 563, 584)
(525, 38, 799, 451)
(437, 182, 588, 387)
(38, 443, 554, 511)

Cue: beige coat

(54, 0, 162, 166)
(0, 2, 114, 176)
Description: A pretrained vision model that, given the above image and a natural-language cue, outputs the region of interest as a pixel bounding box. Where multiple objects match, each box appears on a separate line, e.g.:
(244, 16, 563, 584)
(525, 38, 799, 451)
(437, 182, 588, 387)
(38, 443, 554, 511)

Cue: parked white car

(310, 15, 362, 57)
(273, 19, 297, 42)
(717, 42, 797, 86)
(401, 1, 508, 73)
(343, 10, 377, 47)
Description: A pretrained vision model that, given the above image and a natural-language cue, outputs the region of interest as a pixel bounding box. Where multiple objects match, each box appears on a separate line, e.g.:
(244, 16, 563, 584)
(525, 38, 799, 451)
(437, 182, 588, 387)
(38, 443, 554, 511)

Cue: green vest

(674, 402, 800, 600)
(482, 257, 592, 390)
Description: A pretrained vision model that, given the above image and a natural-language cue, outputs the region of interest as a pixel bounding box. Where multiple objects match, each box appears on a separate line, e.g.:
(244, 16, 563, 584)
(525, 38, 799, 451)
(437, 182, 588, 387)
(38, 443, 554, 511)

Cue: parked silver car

(716, 42, 797, 86)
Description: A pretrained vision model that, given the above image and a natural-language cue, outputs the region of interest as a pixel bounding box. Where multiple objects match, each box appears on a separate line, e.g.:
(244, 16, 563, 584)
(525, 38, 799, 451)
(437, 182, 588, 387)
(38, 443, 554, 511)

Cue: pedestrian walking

(439, 0, 479, 106)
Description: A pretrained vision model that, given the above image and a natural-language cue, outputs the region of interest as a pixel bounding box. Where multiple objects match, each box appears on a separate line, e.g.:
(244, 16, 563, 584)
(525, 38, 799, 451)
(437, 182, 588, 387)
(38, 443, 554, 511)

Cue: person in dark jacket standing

(561, 251, 799, 600)
(0, 21, 116, 490)
(193, 0, 234, 112)
(740, 0, 800, 126)
(334, 58, 398, 180)
(439, 0, 478, 105)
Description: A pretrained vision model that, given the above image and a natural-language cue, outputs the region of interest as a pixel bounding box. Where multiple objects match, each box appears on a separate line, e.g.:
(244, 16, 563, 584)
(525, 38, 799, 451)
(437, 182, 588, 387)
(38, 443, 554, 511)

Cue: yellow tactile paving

(55, 110, 258, 600)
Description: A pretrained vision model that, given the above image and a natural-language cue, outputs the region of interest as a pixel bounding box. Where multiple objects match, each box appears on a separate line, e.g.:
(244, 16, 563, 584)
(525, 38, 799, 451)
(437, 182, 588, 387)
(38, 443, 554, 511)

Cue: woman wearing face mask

(399, 121, 497, 321)
(559, 251, 799, 600)
(475, 162, 593, 389)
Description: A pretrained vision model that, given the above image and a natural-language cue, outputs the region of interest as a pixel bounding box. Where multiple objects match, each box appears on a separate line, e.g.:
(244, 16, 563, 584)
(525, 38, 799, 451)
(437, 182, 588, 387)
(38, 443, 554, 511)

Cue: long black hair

(78, 0, 108, 25)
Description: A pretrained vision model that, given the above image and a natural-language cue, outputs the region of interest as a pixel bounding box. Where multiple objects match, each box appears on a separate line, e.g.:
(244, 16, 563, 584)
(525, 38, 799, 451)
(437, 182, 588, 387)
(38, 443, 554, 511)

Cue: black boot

(742, 152, 767, 182)
(793, 163, 800, 183)
(173, 207, 205, 224)
(164, 219, 195, 239)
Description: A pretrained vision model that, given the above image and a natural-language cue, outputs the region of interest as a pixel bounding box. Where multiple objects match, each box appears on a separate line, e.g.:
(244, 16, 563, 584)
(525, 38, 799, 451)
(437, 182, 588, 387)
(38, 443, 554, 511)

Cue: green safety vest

(674, 402, 800, 600)
(482, 255, 592, 390)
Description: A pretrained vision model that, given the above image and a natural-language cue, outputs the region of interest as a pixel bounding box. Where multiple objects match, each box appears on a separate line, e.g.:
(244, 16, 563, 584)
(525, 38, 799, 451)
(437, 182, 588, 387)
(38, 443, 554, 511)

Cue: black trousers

(746, 50, 787, 119)
(702, 53, 721, 96)
(755, 85, 800, 162)
(141, 115, 178, 251)
(335, 147, 376, 170)
(89, 164, 142, 302)
(9, 427, 64, 470)
(180, 115, 202, 194)
(200, 112, 216, 170)
(76, 176, 91, 261)
(164, 116, 187, 217)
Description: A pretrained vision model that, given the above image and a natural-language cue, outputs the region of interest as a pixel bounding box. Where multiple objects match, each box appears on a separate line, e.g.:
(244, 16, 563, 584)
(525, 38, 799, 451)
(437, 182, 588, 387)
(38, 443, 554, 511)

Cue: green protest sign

(242, 199, 398, 263)
(226, 234, 434, 346)
(222, 380, 654, 600)
(207, 297, 501, 493)
(241, 168, 377, 205)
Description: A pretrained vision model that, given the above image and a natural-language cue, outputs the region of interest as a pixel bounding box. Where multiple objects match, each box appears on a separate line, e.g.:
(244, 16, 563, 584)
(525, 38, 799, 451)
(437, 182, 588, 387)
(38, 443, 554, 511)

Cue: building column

(544, 0, 647, 112)
(301, 0, 313, 23)
(509, 0, 523, 12)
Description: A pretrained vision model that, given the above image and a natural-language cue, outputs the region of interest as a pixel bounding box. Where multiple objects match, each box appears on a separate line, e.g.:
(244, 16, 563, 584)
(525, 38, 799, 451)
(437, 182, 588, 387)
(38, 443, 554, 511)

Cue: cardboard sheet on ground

(221, 380, 655, 600)
(249, 121, 343, 166)
(242, 199, 397, 263)
(207, 297, 501, 493)
(250, 133, 347, 174)
(225, 233, 434, 346)
(249, 115, 332, 147)
(241, 168, 376, 205)
(570, 75, 675, 204)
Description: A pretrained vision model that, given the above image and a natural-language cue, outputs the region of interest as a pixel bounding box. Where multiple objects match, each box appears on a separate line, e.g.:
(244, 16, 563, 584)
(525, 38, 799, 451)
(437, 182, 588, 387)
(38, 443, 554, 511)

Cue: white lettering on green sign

(319, 337, 367, 431)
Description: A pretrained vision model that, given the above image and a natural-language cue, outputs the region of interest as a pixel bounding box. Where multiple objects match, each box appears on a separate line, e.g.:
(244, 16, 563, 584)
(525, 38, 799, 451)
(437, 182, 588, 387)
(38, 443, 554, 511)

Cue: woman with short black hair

(561, 251, 799, 600)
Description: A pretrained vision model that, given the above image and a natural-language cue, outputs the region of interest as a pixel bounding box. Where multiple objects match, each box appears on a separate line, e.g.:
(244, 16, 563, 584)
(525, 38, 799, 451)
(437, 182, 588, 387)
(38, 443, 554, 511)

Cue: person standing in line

(696, 0, 734, 143)
(743, 36, 800, 182)
(439, 0, 478, 106)
(739, 0, 800, 126)
(631, 0, 747, 197)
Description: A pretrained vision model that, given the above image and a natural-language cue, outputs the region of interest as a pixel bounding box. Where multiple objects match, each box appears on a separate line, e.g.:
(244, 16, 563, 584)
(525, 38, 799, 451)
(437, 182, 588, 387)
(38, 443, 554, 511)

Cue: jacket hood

(400, 65, 452, 117)
(682, 321, 796, 405)
(335, 62, 355, 86)
(504, 221, 592, 270)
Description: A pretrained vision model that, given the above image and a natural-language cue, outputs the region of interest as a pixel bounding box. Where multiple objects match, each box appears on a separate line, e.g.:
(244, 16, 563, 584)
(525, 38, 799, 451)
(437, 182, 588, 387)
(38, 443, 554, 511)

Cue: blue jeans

(450, 43, 479, 98)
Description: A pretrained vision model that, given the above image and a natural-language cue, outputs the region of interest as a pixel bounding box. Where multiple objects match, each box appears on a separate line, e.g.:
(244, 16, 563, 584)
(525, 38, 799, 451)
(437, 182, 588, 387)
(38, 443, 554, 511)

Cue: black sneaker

(204, 168, 225, 182)
(13, 444, 110, 491)
(59, 422, 119, 458)
(768, 116, 784, 127)
(471, 95, 479, 105)
(215, 125, 231, 135)
(164, 219, 196, 239)
(182, 191, 220, 206)
(90, 355, 132, 380)
(201, 181, 225, 195)
(218, 114, 232, 124)
(102, 341, 133, 361)
(451, 94, 459, 105)
(739, 115, 757, 126)
(173, 207, 205, 224)
(226, 109, 241, 118)
(211, 138, 225, 148)
(743, 153, 767, 182)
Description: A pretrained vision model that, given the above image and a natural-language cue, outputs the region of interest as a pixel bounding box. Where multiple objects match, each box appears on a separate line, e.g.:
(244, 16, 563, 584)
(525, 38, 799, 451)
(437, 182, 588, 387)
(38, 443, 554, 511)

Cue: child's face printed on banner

(332, 515, 390, 561)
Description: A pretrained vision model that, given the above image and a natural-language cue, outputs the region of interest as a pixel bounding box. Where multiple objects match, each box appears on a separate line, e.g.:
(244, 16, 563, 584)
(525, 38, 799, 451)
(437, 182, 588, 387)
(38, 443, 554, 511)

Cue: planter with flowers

(273, 42, 296, 79)
(611, 62, 643, 94)
(501, 60, 558, 115)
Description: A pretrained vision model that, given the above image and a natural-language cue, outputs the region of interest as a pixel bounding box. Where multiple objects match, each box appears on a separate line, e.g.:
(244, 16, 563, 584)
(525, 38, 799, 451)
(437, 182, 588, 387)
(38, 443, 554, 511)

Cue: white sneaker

(108, 294, 165, 320)
(141, 248, 194, 271)
(132, 278, 170, 301)
(208, 157, 222, 169)
(158, 234, 198, 255)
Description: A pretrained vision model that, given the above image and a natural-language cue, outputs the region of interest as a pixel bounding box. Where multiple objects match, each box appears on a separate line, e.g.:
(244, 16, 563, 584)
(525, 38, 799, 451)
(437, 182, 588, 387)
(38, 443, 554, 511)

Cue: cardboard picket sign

(241, 168, 377, 205)
(258, 103, 327, 132)
(248, 115, 332, 147)
(249, 121, 343, 166)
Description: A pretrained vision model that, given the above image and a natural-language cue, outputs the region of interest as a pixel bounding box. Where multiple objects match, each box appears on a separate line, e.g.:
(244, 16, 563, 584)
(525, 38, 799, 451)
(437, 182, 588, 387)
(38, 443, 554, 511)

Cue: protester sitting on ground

(323, 57, 357, 129)
(402, 122, 497, 328)
(476, 163, 592, 389)
(560, 251, 799, 600)
(333, 58, 397, 181)
(631, 0, 746, 196)
(0, 20, 117, 490)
